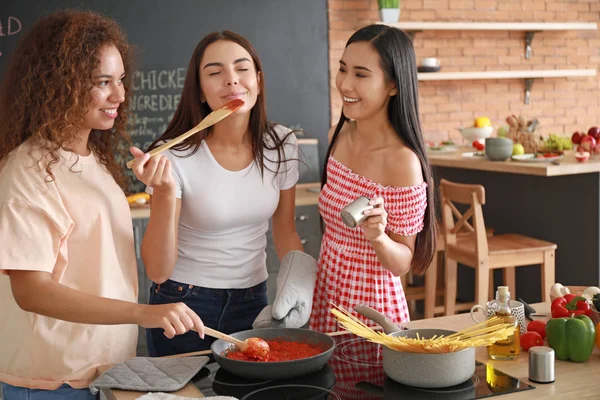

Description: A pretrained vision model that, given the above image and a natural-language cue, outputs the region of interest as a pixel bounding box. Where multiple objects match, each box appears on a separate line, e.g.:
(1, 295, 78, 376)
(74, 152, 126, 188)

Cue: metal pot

(211, 328, 335, 380)
(355, 305, 476, 389)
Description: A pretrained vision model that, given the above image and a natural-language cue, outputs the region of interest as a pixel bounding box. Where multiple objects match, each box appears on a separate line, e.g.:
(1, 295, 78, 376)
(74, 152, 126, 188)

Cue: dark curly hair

(0, 9, 133, 188)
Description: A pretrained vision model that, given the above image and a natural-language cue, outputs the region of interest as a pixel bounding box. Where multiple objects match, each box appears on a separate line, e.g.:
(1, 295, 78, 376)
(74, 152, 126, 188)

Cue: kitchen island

(429, 150, 600, 303)
(104, 302, 599, 399)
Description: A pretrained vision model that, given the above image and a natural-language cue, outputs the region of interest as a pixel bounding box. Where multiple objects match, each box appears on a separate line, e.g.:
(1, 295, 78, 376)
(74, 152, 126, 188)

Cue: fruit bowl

(457, 126, 494, 142)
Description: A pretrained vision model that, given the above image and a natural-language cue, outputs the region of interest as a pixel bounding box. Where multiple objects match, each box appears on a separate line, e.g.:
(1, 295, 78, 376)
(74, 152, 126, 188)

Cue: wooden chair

(402, 234, 445, 319)
(439, 179, 556, 315)
(403, 228, 496, 319)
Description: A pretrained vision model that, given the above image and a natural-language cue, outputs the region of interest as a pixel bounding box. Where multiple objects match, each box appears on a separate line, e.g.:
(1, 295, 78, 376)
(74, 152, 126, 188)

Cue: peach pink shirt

(0, 142, 138, 389)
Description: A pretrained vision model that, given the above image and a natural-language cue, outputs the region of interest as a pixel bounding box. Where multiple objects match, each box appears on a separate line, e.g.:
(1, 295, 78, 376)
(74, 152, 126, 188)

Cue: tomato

(526, 320, 547, 339)
(520, 331, 544, 351)
(472, 140, 485, 151)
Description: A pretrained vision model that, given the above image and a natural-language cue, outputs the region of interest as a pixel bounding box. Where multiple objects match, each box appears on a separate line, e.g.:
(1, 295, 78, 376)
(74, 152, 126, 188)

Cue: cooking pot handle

(354, 305, 405, 334)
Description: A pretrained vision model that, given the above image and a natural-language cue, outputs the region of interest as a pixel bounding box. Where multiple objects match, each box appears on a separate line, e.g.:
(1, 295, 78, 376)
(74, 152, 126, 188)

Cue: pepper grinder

(529, 346, 555, 384)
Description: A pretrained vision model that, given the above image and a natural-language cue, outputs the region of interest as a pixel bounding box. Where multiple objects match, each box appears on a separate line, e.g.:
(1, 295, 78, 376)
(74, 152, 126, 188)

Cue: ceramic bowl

(457, 126, 493, 142)
(421, 57, 440, 68)
(485, 137, 514, 161)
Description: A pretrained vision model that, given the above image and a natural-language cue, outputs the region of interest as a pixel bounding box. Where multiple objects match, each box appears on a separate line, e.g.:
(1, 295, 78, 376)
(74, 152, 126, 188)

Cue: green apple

(497, 125, 509, 138)
(513, 143, 525, 156)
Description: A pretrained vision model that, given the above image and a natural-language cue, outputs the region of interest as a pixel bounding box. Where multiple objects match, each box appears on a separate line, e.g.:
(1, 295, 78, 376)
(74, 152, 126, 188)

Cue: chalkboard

(0, 0, 330, 193)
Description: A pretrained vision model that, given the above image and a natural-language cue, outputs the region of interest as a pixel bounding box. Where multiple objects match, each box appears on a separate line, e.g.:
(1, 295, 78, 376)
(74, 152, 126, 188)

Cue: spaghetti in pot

(331, 304, 516, 354)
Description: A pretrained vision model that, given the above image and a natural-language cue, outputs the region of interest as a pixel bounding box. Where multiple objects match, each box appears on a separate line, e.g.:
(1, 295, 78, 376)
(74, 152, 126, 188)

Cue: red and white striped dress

(310, 156, 428, 333)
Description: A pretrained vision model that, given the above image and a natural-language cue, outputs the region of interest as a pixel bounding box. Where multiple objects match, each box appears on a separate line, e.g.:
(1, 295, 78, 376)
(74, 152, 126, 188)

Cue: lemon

(512, 144, 525, 156)
(474, 116, 492, 128)
(127, 192, 150, 205)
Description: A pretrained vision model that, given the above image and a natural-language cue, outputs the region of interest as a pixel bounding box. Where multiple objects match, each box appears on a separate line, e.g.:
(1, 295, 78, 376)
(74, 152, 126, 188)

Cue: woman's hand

(130, 146, 175, 195)
(135, 302, 205, 339)
(360, 197, 388, 243)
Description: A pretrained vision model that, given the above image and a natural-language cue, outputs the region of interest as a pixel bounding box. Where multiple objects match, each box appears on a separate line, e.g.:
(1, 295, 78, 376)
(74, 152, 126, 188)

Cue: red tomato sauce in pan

(225, 339, 323, 362)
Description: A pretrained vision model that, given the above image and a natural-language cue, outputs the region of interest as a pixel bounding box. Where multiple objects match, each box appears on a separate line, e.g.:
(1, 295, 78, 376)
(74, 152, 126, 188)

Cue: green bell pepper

(546, 315, 595, 363)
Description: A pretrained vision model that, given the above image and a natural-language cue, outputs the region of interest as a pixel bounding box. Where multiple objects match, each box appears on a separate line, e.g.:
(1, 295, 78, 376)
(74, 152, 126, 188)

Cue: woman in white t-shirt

(129, 31, 305, 357)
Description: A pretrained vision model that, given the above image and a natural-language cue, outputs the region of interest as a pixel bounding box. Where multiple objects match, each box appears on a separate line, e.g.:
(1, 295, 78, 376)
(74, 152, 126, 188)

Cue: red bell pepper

(551, 296, 592, 318)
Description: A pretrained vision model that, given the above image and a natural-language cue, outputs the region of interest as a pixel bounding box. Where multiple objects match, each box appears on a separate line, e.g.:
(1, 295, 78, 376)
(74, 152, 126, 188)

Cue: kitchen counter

(406, 302, 600, 399)
(130, 182, 321, 219)
(105, 302, 599, 399)
(430, 150, 600, 303)
(428, 149, 600, 177)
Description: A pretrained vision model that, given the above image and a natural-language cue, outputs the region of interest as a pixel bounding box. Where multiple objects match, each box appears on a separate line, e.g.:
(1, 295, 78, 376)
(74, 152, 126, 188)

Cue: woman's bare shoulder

(384, 146, 424, 187)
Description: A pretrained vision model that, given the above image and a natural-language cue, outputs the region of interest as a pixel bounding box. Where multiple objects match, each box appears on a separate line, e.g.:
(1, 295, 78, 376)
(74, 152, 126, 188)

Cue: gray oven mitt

(253, 250, 317, 329)
(88, 356, 209, 395)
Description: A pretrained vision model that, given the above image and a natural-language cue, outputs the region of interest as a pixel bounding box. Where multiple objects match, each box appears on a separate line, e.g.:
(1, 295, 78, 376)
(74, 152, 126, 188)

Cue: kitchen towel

(89, 356, 209, 395)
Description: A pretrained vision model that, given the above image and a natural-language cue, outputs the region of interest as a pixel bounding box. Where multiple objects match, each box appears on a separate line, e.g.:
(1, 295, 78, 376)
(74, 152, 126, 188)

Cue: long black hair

(322, 24, 436, 275)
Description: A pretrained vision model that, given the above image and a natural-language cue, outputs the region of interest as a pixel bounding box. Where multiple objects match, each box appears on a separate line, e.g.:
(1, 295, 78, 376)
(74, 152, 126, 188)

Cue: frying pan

(211, 328, 335, 380)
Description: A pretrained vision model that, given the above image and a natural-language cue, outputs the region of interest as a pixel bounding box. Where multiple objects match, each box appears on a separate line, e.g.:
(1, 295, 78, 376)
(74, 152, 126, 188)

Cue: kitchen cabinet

(132, 218, 151, 356)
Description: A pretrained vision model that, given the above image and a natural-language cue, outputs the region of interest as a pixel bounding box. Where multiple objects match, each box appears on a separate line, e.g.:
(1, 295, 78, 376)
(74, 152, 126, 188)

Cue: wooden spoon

(126, 98, 244, 169)
(193, 326, 270, 360)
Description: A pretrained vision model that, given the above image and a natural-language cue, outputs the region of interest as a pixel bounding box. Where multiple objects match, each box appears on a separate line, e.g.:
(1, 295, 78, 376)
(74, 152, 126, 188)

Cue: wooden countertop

(428, 148, 600, 177)
(406, 302, 599, 399)
(106, 302, 599, 399)
(130, 182, 321, 219)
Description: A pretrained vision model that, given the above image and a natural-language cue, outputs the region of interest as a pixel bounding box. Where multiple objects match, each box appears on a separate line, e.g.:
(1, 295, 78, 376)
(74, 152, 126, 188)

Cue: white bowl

(457, 126, 494, 142)
(421, 57, 440, 68)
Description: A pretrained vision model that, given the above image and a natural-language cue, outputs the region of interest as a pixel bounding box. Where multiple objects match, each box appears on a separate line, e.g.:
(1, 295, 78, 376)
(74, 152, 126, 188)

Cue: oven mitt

(88, 356, 208, 395)
(253, 250, 317, 329)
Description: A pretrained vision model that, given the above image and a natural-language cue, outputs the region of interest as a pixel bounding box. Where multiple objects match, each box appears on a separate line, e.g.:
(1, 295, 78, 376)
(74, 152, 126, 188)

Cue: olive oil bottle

(487, 286, 520, 360)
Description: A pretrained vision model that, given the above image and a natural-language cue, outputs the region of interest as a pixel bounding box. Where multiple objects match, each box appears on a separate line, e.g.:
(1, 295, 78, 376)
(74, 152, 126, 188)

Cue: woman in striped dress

(311, 24, 437, 334)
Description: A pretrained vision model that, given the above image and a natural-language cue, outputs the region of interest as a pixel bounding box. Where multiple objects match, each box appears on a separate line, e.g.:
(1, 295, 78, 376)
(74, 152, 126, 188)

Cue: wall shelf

(417, 69, 597, 81)
(417, 69, 596, 104)
(381, 21, 598, 59)
(384, 22, 598, 31)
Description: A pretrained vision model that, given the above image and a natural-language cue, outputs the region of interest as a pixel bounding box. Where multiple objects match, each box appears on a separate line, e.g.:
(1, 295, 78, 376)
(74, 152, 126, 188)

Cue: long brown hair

(0, 10, 133, 188)
(322, 25, 437, 275)
(147, 31, 292, 176)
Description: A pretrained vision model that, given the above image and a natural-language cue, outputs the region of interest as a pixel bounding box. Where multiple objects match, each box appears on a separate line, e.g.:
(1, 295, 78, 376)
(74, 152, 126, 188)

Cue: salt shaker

(528, 346, 555, 383)
(340, 196, 374, 228)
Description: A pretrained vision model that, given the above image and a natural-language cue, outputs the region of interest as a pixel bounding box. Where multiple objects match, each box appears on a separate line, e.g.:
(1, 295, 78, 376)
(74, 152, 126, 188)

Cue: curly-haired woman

(0, 10, 205, 399)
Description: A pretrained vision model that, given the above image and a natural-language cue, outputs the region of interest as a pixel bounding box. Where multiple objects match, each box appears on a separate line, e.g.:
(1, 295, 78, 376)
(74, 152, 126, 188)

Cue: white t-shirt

(146, 125, 298, 288)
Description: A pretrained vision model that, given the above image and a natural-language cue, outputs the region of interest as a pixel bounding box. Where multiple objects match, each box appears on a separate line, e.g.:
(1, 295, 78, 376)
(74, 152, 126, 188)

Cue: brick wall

(328, 0, 600, 143)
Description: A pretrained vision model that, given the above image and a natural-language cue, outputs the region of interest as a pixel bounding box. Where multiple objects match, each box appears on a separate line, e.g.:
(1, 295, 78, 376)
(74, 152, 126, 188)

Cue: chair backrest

(439, 179, 489, 258)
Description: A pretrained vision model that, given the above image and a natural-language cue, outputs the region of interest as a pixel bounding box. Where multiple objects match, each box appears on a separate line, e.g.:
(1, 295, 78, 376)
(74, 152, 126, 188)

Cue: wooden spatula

(189, 326, 270, 360)
(126, 98, 244, 169)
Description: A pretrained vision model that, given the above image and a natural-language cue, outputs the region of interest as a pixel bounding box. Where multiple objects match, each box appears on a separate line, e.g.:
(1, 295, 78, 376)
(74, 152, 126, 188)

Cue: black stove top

(190, 332, 534, 399)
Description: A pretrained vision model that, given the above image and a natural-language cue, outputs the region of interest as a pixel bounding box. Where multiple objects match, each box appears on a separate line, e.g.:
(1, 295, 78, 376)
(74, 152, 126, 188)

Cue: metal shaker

(341, 196, 374, 228)
(528, 346, 555, 383)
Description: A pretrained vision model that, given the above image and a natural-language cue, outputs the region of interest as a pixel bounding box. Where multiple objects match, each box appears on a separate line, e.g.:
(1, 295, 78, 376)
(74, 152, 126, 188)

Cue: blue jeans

(146, 279, 268, 357)
(1, 383, 97, 400)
